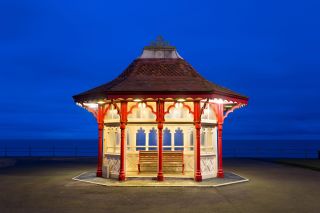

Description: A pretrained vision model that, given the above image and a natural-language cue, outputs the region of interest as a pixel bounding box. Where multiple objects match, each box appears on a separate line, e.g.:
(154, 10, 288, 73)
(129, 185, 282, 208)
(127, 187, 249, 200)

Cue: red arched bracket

(97, 103, 112, 123)
(211, 103, 224, 124)
(127, 102, 139, 115)
(224, 104, 243, 120)
(182, 103, 194, 115)
(112, 102, 121, 117)
(164, 102, 194, 115)
(200, 99, 209, 116)
(127, 102, 157, 116)
(145, 102, 157, 115)
(82, 103, 111, 120)
(164, 103, 176, 115)
(102, 104, 112, 117)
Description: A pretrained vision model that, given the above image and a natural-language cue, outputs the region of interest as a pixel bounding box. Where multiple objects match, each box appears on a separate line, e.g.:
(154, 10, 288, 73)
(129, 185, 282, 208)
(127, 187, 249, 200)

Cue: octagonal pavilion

(73, 37, 249, 182)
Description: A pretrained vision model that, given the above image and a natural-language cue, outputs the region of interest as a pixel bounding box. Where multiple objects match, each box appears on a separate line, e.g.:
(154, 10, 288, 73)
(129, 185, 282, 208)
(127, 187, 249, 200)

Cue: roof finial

(144, 36, 176, 50)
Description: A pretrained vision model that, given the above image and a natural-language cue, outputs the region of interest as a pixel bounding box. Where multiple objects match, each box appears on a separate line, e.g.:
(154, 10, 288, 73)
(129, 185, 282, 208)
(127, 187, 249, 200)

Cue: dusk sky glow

(1, 0, 320, 140)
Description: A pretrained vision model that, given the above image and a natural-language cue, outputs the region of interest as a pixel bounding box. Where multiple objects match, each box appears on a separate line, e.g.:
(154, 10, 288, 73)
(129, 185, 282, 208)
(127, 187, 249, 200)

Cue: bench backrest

(163, 151, 183, 163)
(139, 151, 158, 163)
(139, 151, 183, 163)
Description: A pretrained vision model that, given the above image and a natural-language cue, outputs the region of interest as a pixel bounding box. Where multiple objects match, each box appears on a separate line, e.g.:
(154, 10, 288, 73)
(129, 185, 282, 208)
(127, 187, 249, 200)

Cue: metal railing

(223, 147, 319, 158)
(0, 145, 318, 158)
(0, 145, 96, 157)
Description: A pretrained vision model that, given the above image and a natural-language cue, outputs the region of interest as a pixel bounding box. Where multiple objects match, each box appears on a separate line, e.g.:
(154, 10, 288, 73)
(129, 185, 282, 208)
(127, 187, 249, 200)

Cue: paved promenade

(0, 158, 319, 213)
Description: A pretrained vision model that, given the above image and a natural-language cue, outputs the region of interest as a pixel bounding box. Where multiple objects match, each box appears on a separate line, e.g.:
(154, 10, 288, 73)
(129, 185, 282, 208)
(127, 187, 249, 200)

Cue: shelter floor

(126, 171, 193, 178)
(75, 171, 246, 187)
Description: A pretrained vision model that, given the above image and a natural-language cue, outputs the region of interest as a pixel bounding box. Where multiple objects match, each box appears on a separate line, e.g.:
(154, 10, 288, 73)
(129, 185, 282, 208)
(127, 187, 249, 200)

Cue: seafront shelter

(73, 37, 248, 182)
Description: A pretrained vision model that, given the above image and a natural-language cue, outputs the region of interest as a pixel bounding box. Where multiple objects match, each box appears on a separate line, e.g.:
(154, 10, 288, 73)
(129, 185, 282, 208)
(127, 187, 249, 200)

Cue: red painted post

(157, 100, 164, 181)
(194, 100, 202, 182)
(96, 105, 103, 177)
(119, 101, 127, 181)
(216, 103, 224, 178)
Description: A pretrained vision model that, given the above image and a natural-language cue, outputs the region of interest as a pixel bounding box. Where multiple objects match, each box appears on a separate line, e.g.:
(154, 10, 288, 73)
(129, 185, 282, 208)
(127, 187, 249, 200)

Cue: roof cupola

(139, 36, 182, 59)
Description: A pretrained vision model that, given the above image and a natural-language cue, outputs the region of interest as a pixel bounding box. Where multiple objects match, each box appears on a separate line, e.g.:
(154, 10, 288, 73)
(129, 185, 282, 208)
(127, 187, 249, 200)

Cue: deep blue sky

(0, 0, 319, 140)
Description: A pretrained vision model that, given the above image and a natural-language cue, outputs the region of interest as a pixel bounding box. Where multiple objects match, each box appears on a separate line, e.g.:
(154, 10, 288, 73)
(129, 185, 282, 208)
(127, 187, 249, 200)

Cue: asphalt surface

(0, 158, 319, 213)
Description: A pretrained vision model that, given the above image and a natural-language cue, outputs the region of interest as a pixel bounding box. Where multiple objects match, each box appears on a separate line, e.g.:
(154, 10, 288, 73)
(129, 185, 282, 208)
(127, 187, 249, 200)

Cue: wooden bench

(138, 151, 184, 174)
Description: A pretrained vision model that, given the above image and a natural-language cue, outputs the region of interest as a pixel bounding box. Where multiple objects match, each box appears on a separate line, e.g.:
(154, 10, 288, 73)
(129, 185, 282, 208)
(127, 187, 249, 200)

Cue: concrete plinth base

(73, 171, 248, 187)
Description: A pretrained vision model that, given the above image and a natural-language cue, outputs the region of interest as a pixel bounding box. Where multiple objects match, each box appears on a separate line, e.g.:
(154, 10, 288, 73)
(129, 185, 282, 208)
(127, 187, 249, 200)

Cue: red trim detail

(212, 103, 224, 178)
(119, 101, 127, 181)
(164, 102, 194, 115)
(145, 102, 157, 115)
(103, 104, 111, 115)
(127, 102, 157, 116)
(182, 103, 194, 114)
(112, 102, 121, 116)
(164, 102, 176, 115)
(211, 104, 224, 124)
(224, 104, 242, 119)
(75, 92, 249, 105)
(127, 102, 139, 115)
(200, 99, 209, 116)
(217, 122, 224, 178)
(96, 104, 110, 177)
(157, 100, 165, 181)
(194, 100, 202, 182)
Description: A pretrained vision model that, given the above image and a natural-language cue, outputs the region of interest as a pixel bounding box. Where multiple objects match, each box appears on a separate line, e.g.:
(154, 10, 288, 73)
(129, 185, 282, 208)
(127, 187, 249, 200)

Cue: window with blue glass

(174, 128, 184, 150)
(149, 128, 157, 150)
(136, 128, 146, 151)
(163, 128, 171, 151)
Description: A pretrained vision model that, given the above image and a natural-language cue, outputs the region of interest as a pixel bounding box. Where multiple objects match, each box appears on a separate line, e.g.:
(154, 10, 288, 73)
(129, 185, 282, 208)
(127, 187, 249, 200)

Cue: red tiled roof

(73, 58, 248, 103)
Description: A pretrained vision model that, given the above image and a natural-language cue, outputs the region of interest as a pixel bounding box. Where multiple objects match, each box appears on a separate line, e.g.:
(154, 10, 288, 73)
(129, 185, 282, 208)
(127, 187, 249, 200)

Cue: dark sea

(0, 139, 319, 158)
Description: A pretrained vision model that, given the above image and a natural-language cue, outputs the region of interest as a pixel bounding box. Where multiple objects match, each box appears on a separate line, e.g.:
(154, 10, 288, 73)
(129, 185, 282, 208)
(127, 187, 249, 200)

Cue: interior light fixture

(176, 98, 185, 102)
(83, 103, 98, 109)
(213, 98, 224, 104)
(97, 100, 105, 104)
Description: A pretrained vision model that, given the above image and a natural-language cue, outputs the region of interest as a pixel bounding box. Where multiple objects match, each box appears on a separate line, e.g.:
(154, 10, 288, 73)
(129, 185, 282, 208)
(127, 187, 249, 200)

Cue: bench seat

(138, 151, 184, 174)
